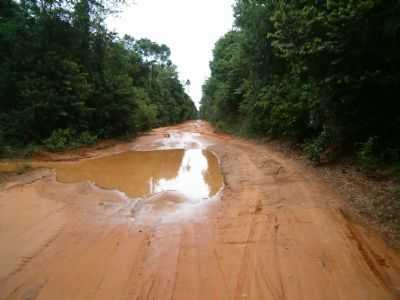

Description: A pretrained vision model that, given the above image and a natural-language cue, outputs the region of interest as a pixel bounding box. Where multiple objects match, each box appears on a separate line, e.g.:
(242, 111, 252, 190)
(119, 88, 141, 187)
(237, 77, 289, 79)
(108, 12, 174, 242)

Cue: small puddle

(1, 150, 223, 200)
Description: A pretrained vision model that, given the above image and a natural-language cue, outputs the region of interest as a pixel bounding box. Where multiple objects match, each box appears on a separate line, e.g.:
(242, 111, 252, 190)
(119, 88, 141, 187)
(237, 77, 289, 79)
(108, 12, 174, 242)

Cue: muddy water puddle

(0, 149, 223, 200)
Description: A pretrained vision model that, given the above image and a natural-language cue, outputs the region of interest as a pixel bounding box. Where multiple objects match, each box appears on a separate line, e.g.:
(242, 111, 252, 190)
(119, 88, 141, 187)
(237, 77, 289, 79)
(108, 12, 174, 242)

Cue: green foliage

(44, 129, 98, 152)
(303, 129, 333, 164)
(0, 0, 197, 157)
(358, 137, 381, 171)
(77, 131, 98, 146)
(201, 0, 400, 168)
(44, 129, 75, 152)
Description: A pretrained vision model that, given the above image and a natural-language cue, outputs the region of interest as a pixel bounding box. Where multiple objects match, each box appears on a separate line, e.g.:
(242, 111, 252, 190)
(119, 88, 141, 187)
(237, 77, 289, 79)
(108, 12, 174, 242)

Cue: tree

(201, 0, 400, 164)
(0, 0, 197, 155)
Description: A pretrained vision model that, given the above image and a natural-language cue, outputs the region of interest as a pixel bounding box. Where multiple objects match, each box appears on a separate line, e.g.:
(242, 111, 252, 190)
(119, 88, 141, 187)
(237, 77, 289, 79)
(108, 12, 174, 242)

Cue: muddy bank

(1, 121, 400, 300)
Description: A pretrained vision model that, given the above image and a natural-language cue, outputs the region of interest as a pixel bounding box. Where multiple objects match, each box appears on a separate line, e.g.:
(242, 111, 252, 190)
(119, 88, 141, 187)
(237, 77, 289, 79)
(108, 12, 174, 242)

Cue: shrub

(77, 131, 98, 146)
(44, 129, 74, 152)
(44, 129, 98, 152)
(303, 129, 332, 164)
(358, 136, 380, 172)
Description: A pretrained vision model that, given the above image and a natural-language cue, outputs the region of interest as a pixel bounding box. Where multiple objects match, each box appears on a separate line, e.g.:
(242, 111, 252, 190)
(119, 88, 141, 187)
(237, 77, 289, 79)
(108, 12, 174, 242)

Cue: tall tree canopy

(201, 0, 400, 165)
(0, 0, 197, 155)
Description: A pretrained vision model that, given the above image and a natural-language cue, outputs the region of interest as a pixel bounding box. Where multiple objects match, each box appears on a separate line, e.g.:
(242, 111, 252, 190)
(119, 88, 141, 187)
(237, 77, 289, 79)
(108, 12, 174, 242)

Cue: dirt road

(1, 121, 400, 300)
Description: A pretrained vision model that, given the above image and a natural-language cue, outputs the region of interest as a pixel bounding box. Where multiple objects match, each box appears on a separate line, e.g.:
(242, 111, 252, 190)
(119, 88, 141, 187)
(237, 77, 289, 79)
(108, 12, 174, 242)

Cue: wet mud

(1, 121, 400, 300)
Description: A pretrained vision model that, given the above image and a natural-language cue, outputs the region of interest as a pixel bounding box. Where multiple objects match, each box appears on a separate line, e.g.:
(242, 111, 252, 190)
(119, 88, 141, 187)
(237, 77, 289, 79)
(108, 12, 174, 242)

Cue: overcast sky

(107, 0, 235, 108)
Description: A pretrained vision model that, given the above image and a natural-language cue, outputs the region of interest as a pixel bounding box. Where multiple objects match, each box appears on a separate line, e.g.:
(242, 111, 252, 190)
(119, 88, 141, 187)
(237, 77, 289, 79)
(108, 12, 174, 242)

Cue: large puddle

(1, 150, 223, 199)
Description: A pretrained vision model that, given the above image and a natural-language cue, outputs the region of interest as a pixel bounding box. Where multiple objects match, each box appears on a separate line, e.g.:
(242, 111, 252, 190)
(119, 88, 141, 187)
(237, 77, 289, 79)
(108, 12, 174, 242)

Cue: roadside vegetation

(0, 0, 197, 157)
(200, 0, 400, 238)
(200, 0, 400, 172)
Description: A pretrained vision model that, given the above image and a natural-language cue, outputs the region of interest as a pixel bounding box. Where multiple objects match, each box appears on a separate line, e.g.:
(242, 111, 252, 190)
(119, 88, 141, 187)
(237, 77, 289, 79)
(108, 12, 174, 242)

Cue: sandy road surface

(1, 121, 400, 300)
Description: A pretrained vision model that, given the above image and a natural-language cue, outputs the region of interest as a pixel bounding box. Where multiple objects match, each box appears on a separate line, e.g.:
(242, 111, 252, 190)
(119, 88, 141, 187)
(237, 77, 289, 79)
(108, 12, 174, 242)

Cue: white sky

(107, 0, 235, 109)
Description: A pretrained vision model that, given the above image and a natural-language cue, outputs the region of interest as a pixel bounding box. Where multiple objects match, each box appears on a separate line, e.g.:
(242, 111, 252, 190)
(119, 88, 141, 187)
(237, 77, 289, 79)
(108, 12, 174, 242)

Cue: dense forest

(0, 0, 197, 156)
(201, 0, 400, 168)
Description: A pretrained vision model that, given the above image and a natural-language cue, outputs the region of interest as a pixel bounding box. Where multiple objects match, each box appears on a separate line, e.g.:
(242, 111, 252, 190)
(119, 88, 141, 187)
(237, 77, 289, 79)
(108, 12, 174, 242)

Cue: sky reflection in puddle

(38, 149, 223, 199)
